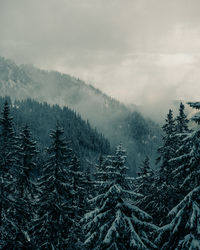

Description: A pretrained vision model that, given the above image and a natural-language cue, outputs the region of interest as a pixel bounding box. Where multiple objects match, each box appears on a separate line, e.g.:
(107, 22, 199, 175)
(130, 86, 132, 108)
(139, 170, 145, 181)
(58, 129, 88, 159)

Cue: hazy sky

(1, 0, 200, 105)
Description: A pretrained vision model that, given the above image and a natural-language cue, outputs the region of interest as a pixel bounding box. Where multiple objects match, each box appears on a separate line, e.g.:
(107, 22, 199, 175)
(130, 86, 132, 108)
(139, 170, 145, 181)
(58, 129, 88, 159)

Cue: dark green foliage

(137, 106, 191, 226)
(175, 102, 189, 133)
(142, 109, 178, 225)
(157, 109, 176, 184)
(0, 96, 110, 169)
(156, 186, 200, 250)
(67, 155, 87, 249)
(12, 98, 110, 156)
(33, 124, 72, 249)
(170, 102, 200, 196)
(0, 92, 200, 250)
(15, 125, 38, 199)
(10, 125, 38, 248)
(121, 111, 162, 175)
(134, 156, 154, 208)
(169, 102, 191, 191)
(83, 144, 158, 250)
(0, 100, 17, 248)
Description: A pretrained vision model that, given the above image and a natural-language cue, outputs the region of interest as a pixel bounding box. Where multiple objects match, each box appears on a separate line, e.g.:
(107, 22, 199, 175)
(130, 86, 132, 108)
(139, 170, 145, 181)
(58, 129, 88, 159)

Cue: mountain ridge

(0, 56, 162, 175)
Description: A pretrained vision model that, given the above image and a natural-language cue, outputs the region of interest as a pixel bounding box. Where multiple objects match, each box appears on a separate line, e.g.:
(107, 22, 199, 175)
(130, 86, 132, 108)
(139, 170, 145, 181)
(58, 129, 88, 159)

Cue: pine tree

(1, 125, 38, 249)
(156, 186, 200, 250)
(0, 100, 17, 248)
(67, 155, 86, 249)
(83, 164, 94, 201)
(8, 125, 38, 249)
(134, 156, 155, 215)
(0, 100, 16, 167)
(175, 102, 189, 134)
(143, 171, 180, 226)
(33, 123, 72, 249)
(95, 154, 105, 182)
(170, 102, 200, 196)
(83, 144, 158, 250)
(94, 154, 108, 196)
(138, 156, 151, 176)
(157, 109, 176, 184)
(146, 109, 178, 225)
(135, 156, 154, 195)
(154, 102, 200, 246)
(150, 103, 190, 224)
(170, 102, 190, 190)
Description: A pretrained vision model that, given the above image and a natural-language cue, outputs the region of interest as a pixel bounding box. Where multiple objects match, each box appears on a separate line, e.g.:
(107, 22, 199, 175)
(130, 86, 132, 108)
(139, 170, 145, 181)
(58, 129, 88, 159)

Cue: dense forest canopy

(0, 97, 199, 249)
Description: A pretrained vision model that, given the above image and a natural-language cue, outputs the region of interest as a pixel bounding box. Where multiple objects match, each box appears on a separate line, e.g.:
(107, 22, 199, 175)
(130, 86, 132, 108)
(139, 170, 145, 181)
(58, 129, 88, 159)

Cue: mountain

(0, 56, 162, 175)
(0, 96, 110, 168)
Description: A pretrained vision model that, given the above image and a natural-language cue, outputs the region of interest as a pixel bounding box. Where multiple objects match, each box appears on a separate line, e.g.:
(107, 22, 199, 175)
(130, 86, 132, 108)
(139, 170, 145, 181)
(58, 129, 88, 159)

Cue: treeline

(134, 102, 200, 249)
(0, 97, 110, 164)
(0, 100, 200, 249)
(0, 100, 94, 249)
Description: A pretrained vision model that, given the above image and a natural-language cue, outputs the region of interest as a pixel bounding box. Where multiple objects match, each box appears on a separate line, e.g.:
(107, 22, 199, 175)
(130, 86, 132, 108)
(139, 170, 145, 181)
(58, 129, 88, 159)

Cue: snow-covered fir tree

(157, 109, 176, 184)
(134, 156, 155, 216)
(83, 144, 158, 250)
(175, 102, 189, 134)
(0, 100, 16, 168)
(148, 102, 191, 224)
(135, 156, 154, 196)
(93, 154, 110, 196)
(170, 102, 200, 196)
(94, 154, 106, 183)
(156, 186, 200, 250)
(138, 156, 151, 176)
(33, 123, 72, 249)
(7, 125, 38, 249)
(83, 164, 94, 201)
(0, 100, 17, 248)
(170, 102, 190, 190)
(67, 155, 87, 249)
(145, 109, 179, 225)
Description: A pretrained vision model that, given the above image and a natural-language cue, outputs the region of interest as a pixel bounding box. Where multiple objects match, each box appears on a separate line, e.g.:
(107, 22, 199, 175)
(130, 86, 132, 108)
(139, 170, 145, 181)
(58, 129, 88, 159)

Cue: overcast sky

(1, 0, 200, 105)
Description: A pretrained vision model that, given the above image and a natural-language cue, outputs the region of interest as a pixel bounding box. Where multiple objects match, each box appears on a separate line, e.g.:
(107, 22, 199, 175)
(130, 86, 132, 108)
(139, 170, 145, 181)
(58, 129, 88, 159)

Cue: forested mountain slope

(0, 97, 110, 167)
(0, 56, 162, 174)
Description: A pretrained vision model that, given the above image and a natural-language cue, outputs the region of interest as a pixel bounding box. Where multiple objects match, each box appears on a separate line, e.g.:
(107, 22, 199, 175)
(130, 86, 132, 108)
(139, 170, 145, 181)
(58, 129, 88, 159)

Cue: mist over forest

(0, 55, 200, 249)
(1, 1, 200, 249)
(0, 56, 163, 175)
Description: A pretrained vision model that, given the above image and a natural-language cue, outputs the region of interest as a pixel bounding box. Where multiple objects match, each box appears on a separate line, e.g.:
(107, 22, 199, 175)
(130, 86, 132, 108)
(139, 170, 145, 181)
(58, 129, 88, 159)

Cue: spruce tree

(161, 103, 193, 213)
(83, 144, 158, 250)
(156, 186, 200, 250)
(145, 110, 178, 225)
(8, 125, 38, 249)
(0, 100, 17, 248)
(170, 102, 200, 196)
(83, 164, 94, 201)
(4, 125, 38, 249)
(94, 154, 108, 196)
(175, 102, 189, 134)
(147, 110, 177, 224)
(155, 102, 200, 247)
(67, 155, 86, 249)
(157, 109, 176, 184)
(134, 156, 155, 213)
(33, 123, 72, 249)
(135, 156, 154, 195)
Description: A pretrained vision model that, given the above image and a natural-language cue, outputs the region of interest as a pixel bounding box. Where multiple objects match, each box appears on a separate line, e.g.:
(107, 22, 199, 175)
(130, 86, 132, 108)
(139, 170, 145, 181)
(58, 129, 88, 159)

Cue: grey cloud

(1, 0, 200, 107)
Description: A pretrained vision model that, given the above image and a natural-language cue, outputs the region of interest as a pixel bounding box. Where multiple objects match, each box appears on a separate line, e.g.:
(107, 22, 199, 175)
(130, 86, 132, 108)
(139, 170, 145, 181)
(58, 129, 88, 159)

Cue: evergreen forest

(0, 97, 199, 249)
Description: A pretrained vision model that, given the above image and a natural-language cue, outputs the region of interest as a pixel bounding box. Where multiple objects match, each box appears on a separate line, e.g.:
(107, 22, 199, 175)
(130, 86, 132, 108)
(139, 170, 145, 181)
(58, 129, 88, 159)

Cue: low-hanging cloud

(1, 0, 200, 109)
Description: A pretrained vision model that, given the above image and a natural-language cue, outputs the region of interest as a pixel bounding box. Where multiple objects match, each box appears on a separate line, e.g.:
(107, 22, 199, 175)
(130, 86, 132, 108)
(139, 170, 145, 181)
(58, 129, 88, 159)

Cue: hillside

(0, 96, 110, 168)
(0, 56, 162, 174)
